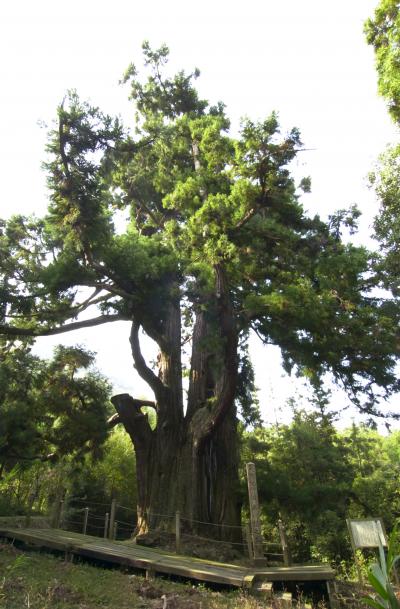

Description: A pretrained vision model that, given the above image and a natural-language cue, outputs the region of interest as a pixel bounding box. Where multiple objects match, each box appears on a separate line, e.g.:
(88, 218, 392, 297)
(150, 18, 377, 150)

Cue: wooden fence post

(175, 511, 181, 554)
(113, 521, 118, 540)
(244, 523, 253, 559)
(104, 512, 109, 539)
(246, 462, 265, 563)
(108, 499, 116, 540)
(278, 518, 291, 566)
(55, 500, 64, 529)
(83, 507, 89, 535)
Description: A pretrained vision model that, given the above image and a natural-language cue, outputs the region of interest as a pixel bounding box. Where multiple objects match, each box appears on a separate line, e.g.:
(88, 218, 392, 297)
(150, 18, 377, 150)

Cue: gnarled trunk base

(111, 394, 241, 543)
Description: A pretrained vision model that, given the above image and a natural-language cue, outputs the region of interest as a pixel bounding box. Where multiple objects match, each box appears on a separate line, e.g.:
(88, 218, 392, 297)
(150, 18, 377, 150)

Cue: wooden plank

(78, 545, 246, 586)
(253, 567, 335, 581)
(77, 540, 248, 586)
(0, 529, 74, 553)
(153, 558, 246, 586)
(122, 541, 247, 567)
(78, 546, 163, 571)
(0, 527, 334, 587)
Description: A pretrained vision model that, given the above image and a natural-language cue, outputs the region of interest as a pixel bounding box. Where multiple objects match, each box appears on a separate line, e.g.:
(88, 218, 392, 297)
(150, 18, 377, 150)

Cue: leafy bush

(365, 527, 400, 609)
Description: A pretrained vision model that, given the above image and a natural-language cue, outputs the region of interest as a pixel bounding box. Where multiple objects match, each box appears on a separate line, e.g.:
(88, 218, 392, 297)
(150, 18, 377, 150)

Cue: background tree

(0, 43, 399, 537)
(343, 424, 400, 528)
(0, 340, 112, 515)
(241, 410, 353, 562)
(366, 1, 400, 296)
(0, 342, 111, 471)
(365, 0, 400, 124)
(241, 414, 400, 565)
(54, 426, 138, 537)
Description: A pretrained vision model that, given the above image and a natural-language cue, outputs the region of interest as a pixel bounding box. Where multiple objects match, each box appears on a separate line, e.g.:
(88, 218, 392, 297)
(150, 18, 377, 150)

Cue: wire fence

(52, 498, 289, 563)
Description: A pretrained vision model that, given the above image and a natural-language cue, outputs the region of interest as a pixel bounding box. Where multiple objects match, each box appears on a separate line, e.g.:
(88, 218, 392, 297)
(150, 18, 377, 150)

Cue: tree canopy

(1, 42, 399, 531)
(1, 43, 398, 411)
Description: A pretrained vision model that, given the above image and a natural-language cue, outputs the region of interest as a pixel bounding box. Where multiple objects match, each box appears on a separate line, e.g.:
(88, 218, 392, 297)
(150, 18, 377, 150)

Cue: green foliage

(336, 550, 369, 582)
(69, 427, 137, 509)
(0, 341, 115, 521)
(365, 0, 400, 124)
(0, 341, 111, 481)
(241, 413, 400, 565)
(45, 91, 123, 250)
(342, 425, 400, 525)
(242, 411, 354, 562)
(0, 41, 398, 423)
(369, 145, 400, 295)
(0, 543, 263, 609)
(0, 428, 137, 525)
(366, 2, 400, 299)
(365, 526, 400, 609)
(235, 339, 262, 427)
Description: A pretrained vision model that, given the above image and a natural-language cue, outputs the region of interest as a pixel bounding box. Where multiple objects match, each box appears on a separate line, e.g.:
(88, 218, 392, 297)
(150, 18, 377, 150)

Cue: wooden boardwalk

(0, 526, 335, 590)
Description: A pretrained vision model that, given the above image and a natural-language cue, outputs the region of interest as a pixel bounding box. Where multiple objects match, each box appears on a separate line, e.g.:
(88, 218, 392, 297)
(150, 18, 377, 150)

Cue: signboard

(347, 519, 387, 549)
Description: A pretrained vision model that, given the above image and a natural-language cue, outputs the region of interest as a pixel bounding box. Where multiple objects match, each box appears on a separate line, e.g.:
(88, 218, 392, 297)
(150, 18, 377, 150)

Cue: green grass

(0, 542, 261, 609)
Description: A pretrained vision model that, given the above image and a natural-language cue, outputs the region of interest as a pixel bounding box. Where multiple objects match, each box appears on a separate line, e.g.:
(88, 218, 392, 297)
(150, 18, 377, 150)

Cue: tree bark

(111, 265, 241, 541)
(111, 393, 241, 540)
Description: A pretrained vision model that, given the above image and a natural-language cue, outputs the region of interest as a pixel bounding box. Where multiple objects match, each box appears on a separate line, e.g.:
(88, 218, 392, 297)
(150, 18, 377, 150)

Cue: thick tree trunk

(111, 265, 241, 541)
(111, 393, 241, 540)
(190, 407, 241, 541)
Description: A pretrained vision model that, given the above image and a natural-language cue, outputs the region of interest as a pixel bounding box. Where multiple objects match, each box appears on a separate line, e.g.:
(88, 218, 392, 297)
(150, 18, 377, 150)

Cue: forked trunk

(111, 394, 241, 540)
(111, 265, 241, 541)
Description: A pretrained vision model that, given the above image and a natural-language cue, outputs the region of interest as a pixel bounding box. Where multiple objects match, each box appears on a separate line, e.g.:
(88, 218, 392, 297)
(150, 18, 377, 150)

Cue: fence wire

(58, 501, 286, 559)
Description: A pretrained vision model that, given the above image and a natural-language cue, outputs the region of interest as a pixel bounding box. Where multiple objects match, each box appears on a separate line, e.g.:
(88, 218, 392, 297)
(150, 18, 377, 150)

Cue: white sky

(0, 0, 399, 427)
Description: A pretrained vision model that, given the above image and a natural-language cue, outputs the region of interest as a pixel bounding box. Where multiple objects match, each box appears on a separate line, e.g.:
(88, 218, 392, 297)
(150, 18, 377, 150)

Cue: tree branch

(107, 395, 156, 431)
(231, 191, 271, 232)
(127, 186, 165, 230)
(59, 100, 71, 178)
(84, 280, 134, 300)
(110, 393, 154, 450)
(234, 206, 257, 230)
(2, 451, 58, 463)
(5, 290, 112, 320)
(110, 393, 154, 523)
(0, 314, 125, 337)
(129, 320, 167, 403)
(107, 413, 121, 428)
(191, 139, 207, 200)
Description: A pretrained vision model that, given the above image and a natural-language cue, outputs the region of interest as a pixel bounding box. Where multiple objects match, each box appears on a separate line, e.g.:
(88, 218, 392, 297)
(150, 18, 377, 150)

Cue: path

(0, 526, 335, 590)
